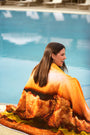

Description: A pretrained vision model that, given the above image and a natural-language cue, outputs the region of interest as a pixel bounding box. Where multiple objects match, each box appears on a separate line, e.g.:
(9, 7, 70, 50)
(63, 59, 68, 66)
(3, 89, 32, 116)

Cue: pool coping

(0, 5, 90, 15)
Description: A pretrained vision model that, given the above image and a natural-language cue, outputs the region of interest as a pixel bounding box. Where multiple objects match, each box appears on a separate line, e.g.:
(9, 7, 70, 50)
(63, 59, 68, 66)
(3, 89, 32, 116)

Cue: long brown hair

(33, 42, 67, 87)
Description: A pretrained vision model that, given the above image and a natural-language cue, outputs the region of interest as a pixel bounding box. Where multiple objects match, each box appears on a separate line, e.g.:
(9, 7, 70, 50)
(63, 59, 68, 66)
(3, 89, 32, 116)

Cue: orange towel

(25, 63, 90, 121)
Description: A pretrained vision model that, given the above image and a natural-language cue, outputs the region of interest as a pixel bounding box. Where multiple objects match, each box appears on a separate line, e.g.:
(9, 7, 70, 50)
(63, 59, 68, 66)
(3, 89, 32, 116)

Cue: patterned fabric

(0, 90, 89, 134)
(15, 90, 56, 119)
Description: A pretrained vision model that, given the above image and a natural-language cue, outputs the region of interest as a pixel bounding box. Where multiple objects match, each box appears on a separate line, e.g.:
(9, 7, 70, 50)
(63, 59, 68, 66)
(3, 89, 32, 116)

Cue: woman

(0, 42, 90, 134)
(24, 42, 90, 122)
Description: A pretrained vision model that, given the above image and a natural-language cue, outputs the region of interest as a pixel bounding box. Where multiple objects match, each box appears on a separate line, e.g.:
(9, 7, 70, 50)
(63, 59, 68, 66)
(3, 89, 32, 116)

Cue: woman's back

(24, 63, 67, 95)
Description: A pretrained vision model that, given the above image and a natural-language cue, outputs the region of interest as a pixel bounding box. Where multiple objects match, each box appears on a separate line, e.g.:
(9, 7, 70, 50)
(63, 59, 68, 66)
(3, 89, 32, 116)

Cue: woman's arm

(58, 77, 90, 122)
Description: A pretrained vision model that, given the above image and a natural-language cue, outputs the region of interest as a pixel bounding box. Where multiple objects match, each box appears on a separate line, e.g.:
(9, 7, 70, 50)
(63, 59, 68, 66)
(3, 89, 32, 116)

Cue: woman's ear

(51, 53, 55, 60)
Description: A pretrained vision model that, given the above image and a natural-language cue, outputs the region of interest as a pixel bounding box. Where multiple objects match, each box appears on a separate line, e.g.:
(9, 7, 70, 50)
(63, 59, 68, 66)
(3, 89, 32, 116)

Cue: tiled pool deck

(0, 124, 28, 135)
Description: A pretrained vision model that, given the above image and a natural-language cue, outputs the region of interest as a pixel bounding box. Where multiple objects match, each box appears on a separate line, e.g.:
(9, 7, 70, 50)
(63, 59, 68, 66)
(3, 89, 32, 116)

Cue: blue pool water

(0, 10, 90, 107)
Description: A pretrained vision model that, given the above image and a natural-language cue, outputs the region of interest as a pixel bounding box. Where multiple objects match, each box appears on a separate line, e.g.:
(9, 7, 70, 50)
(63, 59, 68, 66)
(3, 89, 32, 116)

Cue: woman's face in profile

(52, 48, 66, 67)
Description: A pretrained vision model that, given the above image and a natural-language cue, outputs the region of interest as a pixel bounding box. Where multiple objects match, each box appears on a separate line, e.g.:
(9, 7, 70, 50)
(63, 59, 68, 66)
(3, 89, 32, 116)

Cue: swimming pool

(0, 10, 90, 107)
